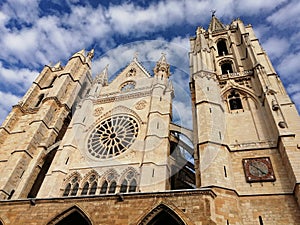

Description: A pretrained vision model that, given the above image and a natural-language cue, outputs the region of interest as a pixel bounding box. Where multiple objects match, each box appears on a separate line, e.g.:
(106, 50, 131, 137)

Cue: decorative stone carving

(126, 68, 136, 77)
(94, 107, 103, 116)
(135, 100, 147, 110)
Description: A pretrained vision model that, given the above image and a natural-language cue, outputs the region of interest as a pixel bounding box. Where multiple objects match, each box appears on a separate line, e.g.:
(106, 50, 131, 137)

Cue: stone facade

(0, 16, 299, 225)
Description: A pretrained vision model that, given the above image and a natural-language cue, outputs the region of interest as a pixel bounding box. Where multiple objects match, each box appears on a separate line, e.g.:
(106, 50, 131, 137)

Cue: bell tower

(0, 49, 94, 199)
(190, 14, 300, 202)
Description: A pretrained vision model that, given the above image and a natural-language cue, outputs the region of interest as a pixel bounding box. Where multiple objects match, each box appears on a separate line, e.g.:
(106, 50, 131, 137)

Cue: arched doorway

(47, 206, 92, 225)
(139, 204, 185, 225)
(55, 211, 90, 225)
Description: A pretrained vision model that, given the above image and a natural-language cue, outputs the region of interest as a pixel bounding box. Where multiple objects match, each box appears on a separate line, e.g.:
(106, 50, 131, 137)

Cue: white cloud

(2, 0, 40, 24)
(262, 37, 290, 59)
(0, 62, 38, 92)
(287, 83, 300, 113)
(236, 0, 287, 14)
(267, 0, 300, 28)
(0, 91, 20, 125)
(277, 52, 300, 82)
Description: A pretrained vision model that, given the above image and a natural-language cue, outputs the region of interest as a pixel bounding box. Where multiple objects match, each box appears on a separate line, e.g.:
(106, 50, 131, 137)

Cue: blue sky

(0, 0, 299, 128)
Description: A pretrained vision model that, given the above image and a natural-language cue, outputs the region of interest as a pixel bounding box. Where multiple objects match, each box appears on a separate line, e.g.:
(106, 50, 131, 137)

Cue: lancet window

(228, 90, 243, 110)
(217, 39, 229, 56)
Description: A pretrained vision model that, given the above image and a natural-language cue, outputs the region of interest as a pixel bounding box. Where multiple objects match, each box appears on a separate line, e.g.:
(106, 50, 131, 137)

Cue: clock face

(243, 157, 275, 182)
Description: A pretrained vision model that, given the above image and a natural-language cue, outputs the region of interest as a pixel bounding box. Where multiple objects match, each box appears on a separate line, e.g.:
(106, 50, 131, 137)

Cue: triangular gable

(100, 58, 152, 94)
(208, 15, 225, 32)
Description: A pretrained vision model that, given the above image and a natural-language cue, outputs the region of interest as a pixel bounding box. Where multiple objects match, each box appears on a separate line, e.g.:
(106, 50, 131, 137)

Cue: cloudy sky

(0, 0, 299, 128)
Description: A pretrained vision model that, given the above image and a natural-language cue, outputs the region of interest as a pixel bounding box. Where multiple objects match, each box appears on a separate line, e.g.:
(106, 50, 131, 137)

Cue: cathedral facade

(0, 16, 299, 225)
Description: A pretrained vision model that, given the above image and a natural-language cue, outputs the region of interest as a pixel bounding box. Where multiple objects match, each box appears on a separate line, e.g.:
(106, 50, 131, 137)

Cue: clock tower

(190, 14, 300, 221)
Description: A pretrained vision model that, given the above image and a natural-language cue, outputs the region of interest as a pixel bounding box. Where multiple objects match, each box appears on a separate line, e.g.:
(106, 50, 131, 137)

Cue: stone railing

(217, 70, 253, 80)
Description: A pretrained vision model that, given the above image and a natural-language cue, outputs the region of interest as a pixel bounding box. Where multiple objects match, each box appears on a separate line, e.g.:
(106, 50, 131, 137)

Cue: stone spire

(153, 53, 171, 79)
(94, 64, 108, 86)
(208, 14, 225, 32)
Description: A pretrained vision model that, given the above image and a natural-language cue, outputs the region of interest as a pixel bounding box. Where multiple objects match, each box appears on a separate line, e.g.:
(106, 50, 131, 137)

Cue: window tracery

(228, 90, 243, 110)
(120, 81, 136, 92)
(87, 115, 139, 159)
(119, 168, 138, 193)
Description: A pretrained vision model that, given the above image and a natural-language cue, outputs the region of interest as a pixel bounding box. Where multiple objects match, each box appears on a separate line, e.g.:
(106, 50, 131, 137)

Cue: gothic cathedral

(0, 15, 299, 225)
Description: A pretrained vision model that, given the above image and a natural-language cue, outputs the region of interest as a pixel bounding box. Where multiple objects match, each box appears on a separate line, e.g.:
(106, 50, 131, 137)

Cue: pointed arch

(81, 182, 89, 195)
(47, 206, 92, 225)
(100, 180, 108, 194)
(221, 87, 260, 112)
(62, 172, 82, 197)
(89, 182, 97, 195)
(99, 105, 143, 125)
(221, 86, 259, 104)
(108, 181, 117, 194)
(217, 38, 229, 56)
(137, 204, 188, 225)
(119, 167, 139, 193)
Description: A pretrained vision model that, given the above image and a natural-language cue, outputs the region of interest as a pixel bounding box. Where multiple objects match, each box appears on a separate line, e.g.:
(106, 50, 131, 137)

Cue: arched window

(70, 182, 79, 196)
(63, 183, 71, 196)
(35, 94, 45, 107)
(100, 181, 108, 194)
(217, 39, 229, 56)
(228, 90, 243, 110)
(129, 179, 137, 192)
(221, 62, 233, 74)
(108, 181, 116, 194)
(120, 180, 128, 193)
(81, 182, 89, 195)
(89, 182, 97, 195)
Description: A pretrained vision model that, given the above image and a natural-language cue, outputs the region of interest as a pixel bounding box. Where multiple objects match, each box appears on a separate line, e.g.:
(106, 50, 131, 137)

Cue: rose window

(87, 115, 139, 159)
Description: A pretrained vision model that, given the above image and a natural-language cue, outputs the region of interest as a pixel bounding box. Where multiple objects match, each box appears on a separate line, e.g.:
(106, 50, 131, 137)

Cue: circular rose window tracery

(87, 115, 139, 159)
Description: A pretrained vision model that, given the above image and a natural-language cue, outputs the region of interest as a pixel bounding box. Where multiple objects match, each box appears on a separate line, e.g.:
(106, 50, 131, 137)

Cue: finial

(159, 52, 167, 62)
(133, 52, 139, 61)
(211, 9, 216, 17)
(87, 49, 94, 59)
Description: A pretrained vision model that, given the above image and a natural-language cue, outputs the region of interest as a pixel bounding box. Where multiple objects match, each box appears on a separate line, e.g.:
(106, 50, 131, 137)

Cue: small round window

(120, 81, 135, 92)
(87, 115, 139, 159)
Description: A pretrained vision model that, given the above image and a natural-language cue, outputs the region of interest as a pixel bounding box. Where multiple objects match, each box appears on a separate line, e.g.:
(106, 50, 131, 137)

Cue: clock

(242, 157, 275, 182)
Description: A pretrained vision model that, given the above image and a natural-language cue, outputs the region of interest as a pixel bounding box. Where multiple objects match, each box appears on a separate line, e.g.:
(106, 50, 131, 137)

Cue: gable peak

(208, 14, 225, 32)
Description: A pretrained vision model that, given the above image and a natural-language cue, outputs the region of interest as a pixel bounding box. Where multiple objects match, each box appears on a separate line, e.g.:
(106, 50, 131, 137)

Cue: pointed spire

(87, 49, 94, 60)
(133, 52, 139, 62)
(154, 53, 171, 79)
(53, 61, 61, 69)
(208, 13, 225, 33)
(94, 64, 109, 86)
(72, 49, 85, 58)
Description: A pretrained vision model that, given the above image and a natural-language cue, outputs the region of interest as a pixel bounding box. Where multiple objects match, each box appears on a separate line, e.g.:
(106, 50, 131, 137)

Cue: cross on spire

(211, 9, 216, 17)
